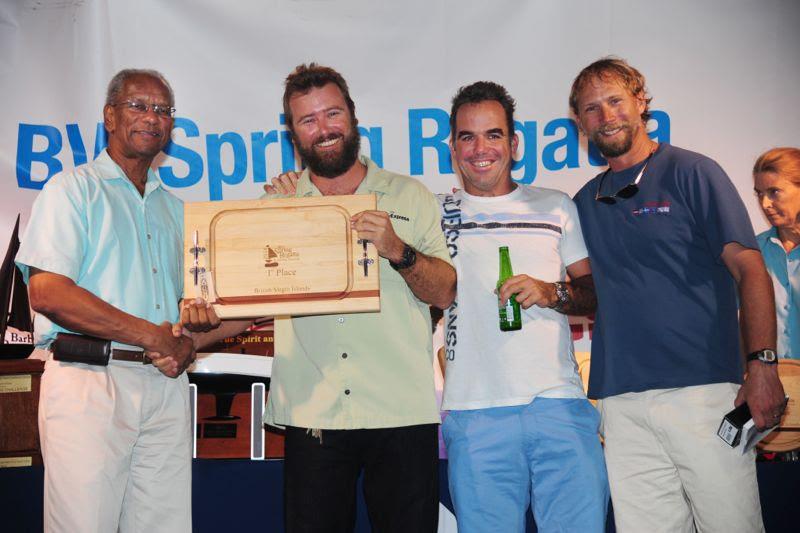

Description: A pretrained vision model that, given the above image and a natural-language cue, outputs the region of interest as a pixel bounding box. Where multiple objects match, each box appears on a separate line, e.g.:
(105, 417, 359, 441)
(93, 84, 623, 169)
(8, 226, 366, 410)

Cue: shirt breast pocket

(148, 219, 183, 291)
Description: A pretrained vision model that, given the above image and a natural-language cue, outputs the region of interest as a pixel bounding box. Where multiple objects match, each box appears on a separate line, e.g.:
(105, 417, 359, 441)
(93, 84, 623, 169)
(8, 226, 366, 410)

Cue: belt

(50, 333, 154, 367)
(112, 348, 153, 365)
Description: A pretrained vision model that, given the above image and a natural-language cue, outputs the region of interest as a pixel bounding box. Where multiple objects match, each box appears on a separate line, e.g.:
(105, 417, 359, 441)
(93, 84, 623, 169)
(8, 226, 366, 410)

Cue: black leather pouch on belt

(51, 333, 111, 366)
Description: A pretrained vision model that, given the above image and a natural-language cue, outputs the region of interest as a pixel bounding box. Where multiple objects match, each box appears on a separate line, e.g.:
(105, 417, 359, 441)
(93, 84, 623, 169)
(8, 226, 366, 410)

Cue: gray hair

(105, 68, 175, 106)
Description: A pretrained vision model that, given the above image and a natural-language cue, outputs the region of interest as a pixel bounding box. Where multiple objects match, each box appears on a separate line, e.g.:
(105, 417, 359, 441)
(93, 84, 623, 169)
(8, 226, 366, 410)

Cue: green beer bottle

(497, 246, 522, 331)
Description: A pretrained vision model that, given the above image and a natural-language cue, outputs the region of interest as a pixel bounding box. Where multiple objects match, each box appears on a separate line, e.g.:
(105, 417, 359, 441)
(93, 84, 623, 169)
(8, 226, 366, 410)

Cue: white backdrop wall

(2, 0, 799, 264)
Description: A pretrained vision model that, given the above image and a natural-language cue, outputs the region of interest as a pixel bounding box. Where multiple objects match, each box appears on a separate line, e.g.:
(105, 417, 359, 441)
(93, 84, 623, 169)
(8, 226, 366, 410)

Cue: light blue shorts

(442, 397, 609, 532)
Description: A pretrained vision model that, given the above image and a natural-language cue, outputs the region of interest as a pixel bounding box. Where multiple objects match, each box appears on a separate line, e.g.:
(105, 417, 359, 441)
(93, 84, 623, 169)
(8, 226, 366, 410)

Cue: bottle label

(504, 300, 514, 322)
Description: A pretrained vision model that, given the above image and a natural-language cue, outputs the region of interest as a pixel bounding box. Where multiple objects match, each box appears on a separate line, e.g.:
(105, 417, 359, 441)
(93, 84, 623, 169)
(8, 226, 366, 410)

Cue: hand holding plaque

(758, 360, 800, 452)
(184, 194, 380, 319)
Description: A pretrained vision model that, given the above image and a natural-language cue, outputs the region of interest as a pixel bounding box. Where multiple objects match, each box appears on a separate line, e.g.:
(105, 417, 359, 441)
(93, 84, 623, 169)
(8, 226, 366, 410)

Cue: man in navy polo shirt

(570, 57, 785, 532)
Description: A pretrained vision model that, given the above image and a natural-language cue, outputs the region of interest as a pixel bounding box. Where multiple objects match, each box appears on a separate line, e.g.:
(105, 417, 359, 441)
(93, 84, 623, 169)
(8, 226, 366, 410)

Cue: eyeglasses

(111, 100, 175, 118)
(595, 150, 655, 204)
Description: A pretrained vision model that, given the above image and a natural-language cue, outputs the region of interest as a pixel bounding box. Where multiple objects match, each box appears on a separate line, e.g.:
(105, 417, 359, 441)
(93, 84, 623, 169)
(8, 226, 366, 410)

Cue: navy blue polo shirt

(573, 143, 758, 399)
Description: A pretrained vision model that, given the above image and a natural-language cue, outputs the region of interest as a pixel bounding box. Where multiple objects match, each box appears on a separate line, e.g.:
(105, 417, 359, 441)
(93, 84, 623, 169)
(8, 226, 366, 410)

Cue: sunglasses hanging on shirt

(595, 149, 656, 205)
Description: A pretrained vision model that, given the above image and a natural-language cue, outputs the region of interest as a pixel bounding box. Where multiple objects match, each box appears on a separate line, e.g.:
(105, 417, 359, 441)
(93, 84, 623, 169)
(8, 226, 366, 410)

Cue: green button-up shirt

(264, 157, 452, 429)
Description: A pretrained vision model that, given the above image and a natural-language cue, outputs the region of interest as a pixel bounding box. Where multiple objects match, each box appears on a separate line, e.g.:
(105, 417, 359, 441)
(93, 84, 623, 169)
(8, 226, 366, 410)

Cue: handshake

(145, 298, 222, 378)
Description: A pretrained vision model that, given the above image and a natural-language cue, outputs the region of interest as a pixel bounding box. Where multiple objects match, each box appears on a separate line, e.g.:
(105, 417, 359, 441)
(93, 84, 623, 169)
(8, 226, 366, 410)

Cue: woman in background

(753, 147, 800, 359)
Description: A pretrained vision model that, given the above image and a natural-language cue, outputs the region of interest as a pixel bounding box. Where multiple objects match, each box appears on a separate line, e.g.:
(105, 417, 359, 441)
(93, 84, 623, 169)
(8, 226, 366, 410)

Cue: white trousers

(38, 356, 192, 533)
(599, 383, 764, 533)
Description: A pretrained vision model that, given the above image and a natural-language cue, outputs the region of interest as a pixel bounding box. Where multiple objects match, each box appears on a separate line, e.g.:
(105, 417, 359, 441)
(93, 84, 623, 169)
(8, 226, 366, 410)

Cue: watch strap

(389, 244, 417, 271)
(746, 349, 778, 364)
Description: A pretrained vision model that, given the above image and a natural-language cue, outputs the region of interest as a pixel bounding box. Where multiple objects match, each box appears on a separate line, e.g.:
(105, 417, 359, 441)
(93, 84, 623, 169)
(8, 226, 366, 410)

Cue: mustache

(314, 133, 343, 145)
(597, 124, 630, 135)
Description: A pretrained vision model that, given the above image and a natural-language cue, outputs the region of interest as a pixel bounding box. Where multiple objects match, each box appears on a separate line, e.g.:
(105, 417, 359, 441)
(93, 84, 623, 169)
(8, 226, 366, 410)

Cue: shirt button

(337, 317, 345, 324)
(344, 389, 351, 395)
(156, 304, 161, 310)
(152, 267, 158, 274)
(342, 352, 348, 359)
(147, 233, 152, 240)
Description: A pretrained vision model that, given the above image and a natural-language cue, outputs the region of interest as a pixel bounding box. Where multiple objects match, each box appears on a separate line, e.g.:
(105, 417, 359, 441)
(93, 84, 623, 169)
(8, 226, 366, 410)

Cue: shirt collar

(768, 226, 780, 238)
(294, 155, 390, 197)
(93, 149, 163, 196)
(764, 227, 800, 259)
(764, 226, 783, 247)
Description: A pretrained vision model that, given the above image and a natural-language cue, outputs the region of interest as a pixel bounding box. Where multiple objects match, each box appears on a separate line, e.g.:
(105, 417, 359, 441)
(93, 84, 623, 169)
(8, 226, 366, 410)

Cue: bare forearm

(557, 274, 597, 316)
(720, 244, 777, 354)
(29, 270, 163, 350)
(398, 254, 456, 309)
(719, 245, 784, 428)
(738, 266, 777, 354)
(191, 320, 253, 351)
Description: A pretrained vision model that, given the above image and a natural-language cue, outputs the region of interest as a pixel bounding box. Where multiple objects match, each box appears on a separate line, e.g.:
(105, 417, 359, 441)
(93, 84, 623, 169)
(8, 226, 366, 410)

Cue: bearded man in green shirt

(262, 63, 456, 532)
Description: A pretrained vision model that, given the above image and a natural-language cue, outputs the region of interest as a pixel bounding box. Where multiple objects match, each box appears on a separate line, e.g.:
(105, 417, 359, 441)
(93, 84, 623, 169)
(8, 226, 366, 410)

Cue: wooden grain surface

(759, 360, 800, 453)
(185, 194, 380, 318)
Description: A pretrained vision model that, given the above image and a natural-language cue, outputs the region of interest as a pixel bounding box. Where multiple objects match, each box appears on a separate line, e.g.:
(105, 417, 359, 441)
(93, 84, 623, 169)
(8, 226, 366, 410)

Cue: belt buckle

(112, 348, 152, 365)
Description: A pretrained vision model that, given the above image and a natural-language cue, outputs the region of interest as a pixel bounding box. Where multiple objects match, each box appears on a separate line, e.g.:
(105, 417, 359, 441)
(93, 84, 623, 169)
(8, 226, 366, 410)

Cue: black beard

(296, 129, 361, 179)
(591, 125, 634, 159)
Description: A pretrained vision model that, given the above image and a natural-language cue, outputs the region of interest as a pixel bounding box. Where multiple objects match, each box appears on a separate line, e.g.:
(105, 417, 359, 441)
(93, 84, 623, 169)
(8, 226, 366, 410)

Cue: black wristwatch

(389, 244, 417, 271)
(550, 281, 570, 312)
(746, 349, 778, 364)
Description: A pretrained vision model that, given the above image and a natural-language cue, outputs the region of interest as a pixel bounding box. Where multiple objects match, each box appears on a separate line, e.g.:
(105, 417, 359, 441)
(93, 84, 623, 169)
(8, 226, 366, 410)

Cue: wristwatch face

(553, 281, 569, 311)
(554, 282, 569, 307)
(760, 349, 777, 363)
(390, 244, 416, 270)
(749, 349, 778, 363)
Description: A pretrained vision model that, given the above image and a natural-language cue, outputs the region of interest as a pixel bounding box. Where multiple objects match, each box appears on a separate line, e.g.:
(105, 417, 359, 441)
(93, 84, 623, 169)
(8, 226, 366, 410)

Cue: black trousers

(283, 424, 439, 533)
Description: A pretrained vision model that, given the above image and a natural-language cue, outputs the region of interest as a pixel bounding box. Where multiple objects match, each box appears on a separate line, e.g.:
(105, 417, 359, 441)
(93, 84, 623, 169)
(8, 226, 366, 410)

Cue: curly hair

(282, 63, 357, 131)
(569, 57, 652, 122)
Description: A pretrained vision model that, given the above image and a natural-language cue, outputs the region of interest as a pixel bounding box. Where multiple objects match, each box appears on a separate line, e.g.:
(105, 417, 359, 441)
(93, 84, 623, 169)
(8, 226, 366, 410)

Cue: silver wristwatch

(550, 281, 570, 312)
(746, 349, 778, 364)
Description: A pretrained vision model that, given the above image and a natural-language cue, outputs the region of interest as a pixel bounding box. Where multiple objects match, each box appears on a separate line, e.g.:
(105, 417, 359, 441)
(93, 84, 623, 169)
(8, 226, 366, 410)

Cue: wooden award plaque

(758, 359, 800, 453)
(184, 194, 380, 319)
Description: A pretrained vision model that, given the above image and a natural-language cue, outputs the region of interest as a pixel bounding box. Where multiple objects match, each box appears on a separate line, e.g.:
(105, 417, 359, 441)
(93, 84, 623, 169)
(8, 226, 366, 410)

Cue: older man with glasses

(16, 68, 219, 533)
